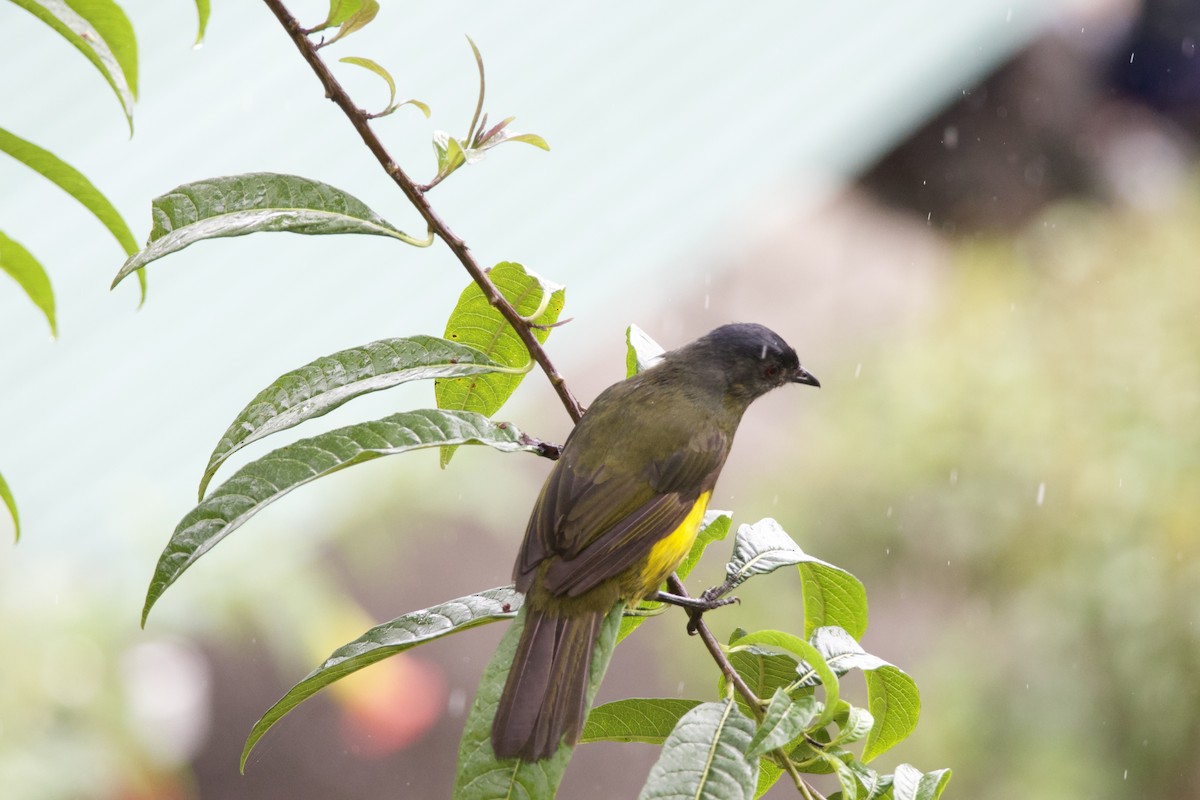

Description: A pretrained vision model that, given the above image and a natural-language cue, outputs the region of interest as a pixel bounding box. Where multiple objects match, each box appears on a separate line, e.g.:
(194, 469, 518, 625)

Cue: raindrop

(1036, 482, 1046, 506)
(704, 294, 710, 310)
(949, 468, 958, 485)
(943, 125, 959, 150)
(885, 547, 891, 555)
(1129, 52, 1135, 63)
(1184, 38, 1197, 58)
(1005, 7, 1012, 23)
(886, 506, 893, 518)
(1123, 769, 1128, 780)
(854, 363, 862, 378)
(772, 494, 779, 505)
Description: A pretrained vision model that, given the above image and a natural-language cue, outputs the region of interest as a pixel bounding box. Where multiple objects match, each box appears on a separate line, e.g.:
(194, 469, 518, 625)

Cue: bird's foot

(653, 589, 740, 635)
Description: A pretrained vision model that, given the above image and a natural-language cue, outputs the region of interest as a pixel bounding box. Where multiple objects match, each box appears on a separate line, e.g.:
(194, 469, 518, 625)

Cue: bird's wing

(516, 426, 728, 598)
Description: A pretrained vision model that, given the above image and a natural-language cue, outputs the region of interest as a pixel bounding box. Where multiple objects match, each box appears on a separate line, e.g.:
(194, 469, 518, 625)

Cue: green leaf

(322, 0, 378, 46)
(506, 132, 551, 150)
(0, 127, 143, 300)
(321, 0, 363, 28)
(863, 667, 921, 762)
(823, 752, 860, 800)
(0, 231, 56, 337)
(725, 631, 802, 714)
(0, 469, 18, 542)
(625, 323, 666, 378)
(731, 629, 840, 729)
(831, 705, 874, 746)
(10, 0, 138, 128)
(339, 55, 396, 108)
(637, 699, 759, 800)
(199, 336, 517, 498)
(618, 512, 731, 642)
(745, 689, 819, 760)
(112, 172, 432, 286)
(242, 585, 520, 771)
(581, 698, 702, 744)
(142, 410, 538, 625)
(723, 517, 868, 639)
(193, 0, 210, 44)
(891, 765, 951, 800)
(451, 603, 623, 799)
(436, 261, 564, 467)
(799, 560, 868, 640)
(338, 57, 430, 119)
(808, 627, 920, 762)
(754, 759, 783, 799)
(847, 759, 889, 799)
(811, 627, 889, 675)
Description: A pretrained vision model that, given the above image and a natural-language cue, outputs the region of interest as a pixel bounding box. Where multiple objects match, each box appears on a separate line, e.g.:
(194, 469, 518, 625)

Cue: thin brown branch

(666, 575, 762, 709)
(261, 0, 584, 424)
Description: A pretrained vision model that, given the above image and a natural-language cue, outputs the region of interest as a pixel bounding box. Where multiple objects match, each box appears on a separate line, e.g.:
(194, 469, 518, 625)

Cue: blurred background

(2, 0, 1197, 797)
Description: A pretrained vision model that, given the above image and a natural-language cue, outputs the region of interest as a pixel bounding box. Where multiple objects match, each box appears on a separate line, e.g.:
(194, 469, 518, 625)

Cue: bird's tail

(491, 604, 605, 761)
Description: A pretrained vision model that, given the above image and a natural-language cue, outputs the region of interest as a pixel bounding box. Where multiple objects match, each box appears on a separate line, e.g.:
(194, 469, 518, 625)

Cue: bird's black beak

(793, 366, 820, 388)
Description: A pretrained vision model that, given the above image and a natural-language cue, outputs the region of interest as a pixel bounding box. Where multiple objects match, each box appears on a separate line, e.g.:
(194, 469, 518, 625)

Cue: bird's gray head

(671, 323, 819, 404)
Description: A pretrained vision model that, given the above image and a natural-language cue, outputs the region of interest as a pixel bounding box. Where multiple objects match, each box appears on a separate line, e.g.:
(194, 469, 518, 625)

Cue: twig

(261, 0, 584, 425)
(666, 575, 762, 710)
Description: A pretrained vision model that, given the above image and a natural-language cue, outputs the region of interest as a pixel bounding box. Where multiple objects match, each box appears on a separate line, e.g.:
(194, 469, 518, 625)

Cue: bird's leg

(653, 590, 740, 635)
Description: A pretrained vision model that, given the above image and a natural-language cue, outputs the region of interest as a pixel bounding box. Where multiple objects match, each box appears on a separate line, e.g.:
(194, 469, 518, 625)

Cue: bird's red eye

(765, 364, 779, 378)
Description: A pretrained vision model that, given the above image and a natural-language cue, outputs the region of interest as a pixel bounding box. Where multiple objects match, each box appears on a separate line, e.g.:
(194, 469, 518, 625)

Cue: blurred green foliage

(774, 190, 1200, 799)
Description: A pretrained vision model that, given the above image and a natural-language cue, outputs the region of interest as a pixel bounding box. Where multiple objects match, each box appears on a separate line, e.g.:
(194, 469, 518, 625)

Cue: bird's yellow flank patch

(639, 491, 712, 597)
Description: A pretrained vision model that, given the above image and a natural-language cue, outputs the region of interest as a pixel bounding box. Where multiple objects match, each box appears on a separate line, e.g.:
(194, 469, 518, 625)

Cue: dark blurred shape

(862, 1, 1198, 233)
(1110, 0, 1200, 124)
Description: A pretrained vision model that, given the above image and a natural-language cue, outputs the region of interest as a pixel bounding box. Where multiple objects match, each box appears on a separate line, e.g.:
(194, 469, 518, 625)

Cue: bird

(490, 322, 819, 761)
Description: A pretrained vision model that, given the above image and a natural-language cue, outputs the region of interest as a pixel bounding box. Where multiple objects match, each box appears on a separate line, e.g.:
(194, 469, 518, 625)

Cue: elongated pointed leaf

(746, 689, 820, 760)
(831, 705, 874, 746)
(811, 627, 888, 674)
(338, 56, 428, 119)
(452, 604, 623, 799)
(823, 752, 861, 800)
(625, 323, 666, 378)
(322, 0, 378, 46)
(339, 56, 396, 108)
(113, 173, 431, 286)
(848, 760, 889, 799)
(0, 231, 56, 337)
(724, 517, 868, 639)
(193, 0, 210, 45)
(0, 127, 143, 299)
(754, 759, 784, 799)
(436, 261, 564, 466)
(618, 511, 731, 642)
(200, 336, 516, 497)
(863, 667, 920, 762)
(638, 699, 759, 800)
(891, 765, 951, 800)
(799, 560, 868, 640)
(242, 585, 520, 770)
(581, 698, 702, 744)
(809, 627, 920, 762)
(731, 629, 840, 729)
(143, 410, 538, 624)
(11, 0, 137, 127)
(1, 470, 18, 542)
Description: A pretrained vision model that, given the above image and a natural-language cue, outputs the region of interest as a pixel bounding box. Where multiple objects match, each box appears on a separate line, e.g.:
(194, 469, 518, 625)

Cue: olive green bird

(491, 322, 819, 761)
